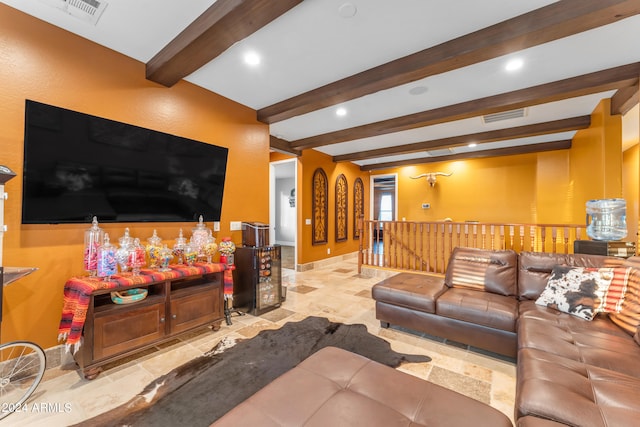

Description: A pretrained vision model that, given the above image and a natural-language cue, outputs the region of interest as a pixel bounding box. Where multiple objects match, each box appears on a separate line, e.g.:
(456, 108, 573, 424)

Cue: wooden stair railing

(357, 218, 588, 274)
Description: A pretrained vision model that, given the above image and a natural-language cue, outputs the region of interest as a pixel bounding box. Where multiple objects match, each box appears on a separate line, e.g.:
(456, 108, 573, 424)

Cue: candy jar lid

(147, 229, 162, 247)
(174, 228, 186, 247)
(84, 216, 104, 245)
(101, 233, 113, 249)
(191, 215, 210, 251)
(118, 227, 133, 249)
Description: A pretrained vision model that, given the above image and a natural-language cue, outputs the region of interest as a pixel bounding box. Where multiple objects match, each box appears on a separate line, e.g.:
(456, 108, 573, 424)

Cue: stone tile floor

(3, 258, 516, 426)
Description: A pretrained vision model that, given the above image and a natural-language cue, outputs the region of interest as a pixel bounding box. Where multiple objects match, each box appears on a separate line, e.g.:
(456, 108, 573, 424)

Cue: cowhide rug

(75, 316, 431, 427)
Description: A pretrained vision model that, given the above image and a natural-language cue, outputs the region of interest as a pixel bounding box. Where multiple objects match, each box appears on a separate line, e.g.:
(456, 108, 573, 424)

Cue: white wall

(275, 177, 296, 244)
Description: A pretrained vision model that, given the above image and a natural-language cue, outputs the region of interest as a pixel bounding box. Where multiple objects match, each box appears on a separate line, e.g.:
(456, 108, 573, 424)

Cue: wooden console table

(58, 263, 226, 379)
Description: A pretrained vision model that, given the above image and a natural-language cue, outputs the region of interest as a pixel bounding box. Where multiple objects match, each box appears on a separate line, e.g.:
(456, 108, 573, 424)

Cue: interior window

(379, 194, 393, 221)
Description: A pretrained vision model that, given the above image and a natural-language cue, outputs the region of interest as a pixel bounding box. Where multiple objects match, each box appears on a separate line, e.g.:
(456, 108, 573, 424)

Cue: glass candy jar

(83, 216, 104, 276)
(203, 230, 218, 263)
(191, 215, 210, 259)
(146, 229, 163, 269)
(218, 237, 236, 265)
(184, 242, 198, 266)
(158, 244, 173, 272)
(128, 238, 146, 275)
(172, 228, 187, 264)
(116, 228, 133, 273)
(97, 233, 117, 280)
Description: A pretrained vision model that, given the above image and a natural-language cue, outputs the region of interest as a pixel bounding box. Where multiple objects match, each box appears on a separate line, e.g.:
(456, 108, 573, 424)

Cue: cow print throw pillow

(535, 265, 631, 321)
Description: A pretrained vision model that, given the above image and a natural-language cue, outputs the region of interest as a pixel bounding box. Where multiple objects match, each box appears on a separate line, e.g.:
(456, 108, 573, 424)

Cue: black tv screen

(22, 100, 228, 224)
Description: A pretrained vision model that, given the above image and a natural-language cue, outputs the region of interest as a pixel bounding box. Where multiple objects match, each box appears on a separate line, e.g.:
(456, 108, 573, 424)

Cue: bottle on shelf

(146, 229, 163, 269)
(172, 228, 187, 265)
(191, 215, 210, 261)
(128, 238, 146, 275)
(83, 216, 104, 277)
(97, 233, 117, 281)
(115, 227, 133, 273)
(184, 242, 198, 266)
(203, 230, 218, 263)
(158, 244, 174, 272)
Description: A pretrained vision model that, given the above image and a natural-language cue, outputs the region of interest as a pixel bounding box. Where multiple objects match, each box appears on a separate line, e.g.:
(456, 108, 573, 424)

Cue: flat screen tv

(22, 100, 228, 224)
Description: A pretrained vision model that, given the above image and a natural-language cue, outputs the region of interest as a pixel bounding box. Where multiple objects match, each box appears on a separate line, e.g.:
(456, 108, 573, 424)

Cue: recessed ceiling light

(336, 107, 347, 117)
(338, 3, 357, 18)
(244, 51, 261, 66)
(505, 58, 524, 72)
(409, 86, 428, 95)
(468, 143, 477, 148)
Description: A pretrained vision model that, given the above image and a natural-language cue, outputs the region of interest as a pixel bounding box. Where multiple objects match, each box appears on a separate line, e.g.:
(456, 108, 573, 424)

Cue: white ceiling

(3, 0, 639, 167)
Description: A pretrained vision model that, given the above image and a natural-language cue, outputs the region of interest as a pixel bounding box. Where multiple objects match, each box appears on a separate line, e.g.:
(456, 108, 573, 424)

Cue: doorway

(371, 174, 397, 221)
(370, 174, 397, 254)
(270, 159, 297, 270)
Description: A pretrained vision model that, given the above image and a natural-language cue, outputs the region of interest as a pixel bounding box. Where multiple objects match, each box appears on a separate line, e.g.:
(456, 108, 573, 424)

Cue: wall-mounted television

(22, 100, 228, 224)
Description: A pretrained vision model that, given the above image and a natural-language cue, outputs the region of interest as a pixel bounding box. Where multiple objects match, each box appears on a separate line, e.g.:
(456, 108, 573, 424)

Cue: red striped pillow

(610, 257, 640, 335)
(594, 267, 631, 313)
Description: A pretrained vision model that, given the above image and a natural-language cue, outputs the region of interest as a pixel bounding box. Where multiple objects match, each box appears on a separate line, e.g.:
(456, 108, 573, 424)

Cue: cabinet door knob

(172, 314, 177, 319)
(160, 317, 165, 323)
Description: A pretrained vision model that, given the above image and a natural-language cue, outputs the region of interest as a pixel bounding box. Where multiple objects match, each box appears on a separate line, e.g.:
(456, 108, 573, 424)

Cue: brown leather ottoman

(372, 272, 447, 315)
(211, 346, 512, 427)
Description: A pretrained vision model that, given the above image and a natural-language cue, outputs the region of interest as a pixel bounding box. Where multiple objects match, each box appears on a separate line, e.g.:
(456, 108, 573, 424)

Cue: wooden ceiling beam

(146, 0, 302, 87)
(360, 141, 572, 171)
(270, 135, 301, 156)
(611, 81, 639, 115)
(258, 0, 640, 124)
(290, 63, 640, 150)
(333, 116, 590, 162)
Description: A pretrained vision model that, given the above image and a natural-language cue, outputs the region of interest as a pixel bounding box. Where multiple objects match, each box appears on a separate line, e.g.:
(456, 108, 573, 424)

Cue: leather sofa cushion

(517, 251, 623, 301)
(436, 288, 518, 332)
(444, 247, 518, 296)
(372, 273, 446, 314)
(212, 346, 513, 427)
(518, 301, 640, 378)
(517, 348, 640, 427)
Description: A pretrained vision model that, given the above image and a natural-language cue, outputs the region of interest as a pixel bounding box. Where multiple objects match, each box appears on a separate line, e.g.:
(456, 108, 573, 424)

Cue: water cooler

(574, 198, 636, 258)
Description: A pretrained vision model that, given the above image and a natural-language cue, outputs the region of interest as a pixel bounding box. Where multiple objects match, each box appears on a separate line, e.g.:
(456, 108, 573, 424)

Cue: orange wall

(297, 150, 369, 264)
(0, 5, 269, 348)
(374, 99, 624, 226)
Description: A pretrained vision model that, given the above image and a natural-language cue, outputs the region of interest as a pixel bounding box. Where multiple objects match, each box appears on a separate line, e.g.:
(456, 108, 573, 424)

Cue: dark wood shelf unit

(75, 271, 224, 379)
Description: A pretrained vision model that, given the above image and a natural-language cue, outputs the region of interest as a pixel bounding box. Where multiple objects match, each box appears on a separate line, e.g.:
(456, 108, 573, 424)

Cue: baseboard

(296, 251, 358, 272)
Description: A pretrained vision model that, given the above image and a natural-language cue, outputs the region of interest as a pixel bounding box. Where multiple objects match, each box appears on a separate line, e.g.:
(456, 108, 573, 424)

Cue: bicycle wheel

(0, 341, 46, 420)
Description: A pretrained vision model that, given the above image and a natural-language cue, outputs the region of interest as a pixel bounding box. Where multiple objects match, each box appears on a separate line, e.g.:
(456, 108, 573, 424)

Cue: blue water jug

(585, 198, 627, 241)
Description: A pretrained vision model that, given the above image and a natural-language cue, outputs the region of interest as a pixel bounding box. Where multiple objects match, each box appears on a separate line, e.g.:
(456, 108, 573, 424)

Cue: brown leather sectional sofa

(372, 247, 640, 427)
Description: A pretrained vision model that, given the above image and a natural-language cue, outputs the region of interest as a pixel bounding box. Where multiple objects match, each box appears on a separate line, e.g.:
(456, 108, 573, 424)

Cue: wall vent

(483, 108, 526, 124)
(40, 0, 108, 25)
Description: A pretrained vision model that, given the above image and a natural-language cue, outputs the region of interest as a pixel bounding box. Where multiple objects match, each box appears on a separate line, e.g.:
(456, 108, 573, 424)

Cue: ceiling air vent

(482, 108, 526, 124)
(40, 0, 108, 25)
